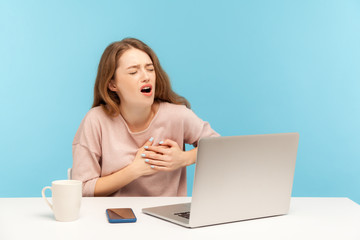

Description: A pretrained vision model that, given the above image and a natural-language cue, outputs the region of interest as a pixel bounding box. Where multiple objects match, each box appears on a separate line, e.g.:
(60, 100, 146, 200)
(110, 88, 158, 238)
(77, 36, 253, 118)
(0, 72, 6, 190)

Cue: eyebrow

(126, 63, 154, 70)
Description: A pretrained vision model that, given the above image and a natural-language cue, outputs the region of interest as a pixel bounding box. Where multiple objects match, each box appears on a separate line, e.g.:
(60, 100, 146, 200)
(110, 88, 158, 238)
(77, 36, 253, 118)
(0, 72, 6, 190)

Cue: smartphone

(106, 208, 137, 223)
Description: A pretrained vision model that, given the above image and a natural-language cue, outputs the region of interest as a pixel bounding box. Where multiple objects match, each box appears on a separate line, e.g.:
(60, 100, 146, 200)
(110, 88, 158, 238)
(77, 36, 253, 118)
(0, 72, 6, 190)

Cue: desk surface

(0, 197, 359, 240)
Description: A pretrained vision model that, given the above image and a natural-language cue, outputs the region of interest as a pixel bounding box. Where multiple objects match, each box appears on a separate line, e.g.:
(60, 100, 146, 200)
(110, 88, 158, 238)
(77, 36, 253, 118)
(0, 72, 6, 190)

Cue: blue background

(1, 0, 359, 203)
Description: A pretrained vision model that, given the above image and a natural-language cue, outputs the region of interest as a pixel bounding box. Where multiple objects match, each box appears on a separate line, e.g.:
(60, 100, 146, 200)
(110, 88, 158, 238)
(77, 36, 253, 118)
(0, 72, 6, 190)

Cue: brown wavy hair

(92, 38, 190, 117)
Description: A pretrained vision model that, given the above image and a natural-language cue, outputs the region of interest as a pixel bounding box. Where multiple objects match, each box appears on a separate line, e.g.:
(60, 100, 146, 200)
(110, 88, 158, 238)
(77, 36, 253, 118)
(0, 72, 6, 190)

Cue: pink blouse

(72, 102, 219, 197)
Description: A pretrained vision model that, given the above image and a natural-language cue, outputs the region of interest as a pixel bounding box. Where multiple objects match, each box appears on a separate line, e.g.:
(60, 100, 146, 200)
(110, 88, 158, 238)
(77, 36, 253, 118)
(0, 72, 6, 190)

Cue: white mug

(42, 180, 82, 221)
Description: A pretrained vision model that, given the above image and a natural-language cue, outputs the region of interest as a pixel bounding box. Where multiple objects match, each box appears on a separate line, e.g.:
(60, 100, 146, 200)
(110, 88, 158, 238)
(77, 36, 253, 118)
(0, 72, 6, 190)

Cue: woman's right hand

(94, 137, 159, 196)
(130, 137, 158, 177)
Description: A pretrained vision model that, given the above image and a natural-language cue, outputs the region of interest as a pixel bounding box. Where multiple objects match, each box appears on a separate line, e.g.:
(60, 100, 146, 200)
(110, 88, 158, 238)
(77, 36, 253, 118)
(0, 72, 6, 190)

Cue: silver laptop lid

(189, 133, 299, 227)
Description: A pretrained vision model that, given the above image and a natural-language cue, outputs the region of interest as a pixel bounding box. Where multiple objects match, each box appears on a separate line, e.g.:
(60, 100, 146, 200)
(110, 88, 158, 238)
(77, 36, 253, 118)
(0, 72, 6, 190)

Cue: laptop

(142, 132, 299, 228)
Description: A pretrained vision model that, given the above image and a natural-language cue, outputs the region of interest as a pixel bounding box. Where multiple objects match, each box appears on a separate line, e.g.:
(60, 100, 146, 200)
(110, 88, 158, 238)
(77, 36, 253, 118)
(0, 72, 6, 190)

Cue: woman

(72, 38, 219, 197)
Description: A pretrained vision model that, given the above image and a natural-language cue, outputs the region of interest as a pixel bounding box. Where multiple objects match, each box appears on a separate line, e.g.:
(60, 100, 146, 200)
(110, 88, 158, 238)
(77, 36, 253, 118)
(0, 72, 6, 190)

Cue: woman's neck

(119, 102, 159, 132)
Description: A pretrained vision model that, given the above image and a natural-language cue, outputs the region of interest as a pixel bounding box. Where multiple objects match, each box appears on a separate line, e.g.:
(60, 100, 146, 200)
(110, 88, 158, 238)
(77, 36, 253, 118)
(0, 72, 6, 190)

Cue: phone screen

(106, 208, 136, 223)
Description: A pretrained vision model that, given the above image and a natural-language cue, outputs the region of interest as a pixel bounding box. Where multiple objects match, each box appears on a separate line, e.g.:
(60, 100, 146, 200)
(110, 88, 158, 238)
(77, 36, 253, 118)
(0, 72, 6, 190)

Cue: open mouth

(141, 86, 151, 93)
(140, 84, 153, 96)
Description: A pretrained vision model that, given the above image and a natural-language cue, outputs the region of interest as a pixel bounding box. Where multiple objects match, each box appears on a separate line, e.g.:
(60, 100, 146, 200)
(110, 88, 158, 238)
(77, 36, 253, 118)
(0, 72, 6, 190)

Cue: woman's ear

(108, 79, 117, 92)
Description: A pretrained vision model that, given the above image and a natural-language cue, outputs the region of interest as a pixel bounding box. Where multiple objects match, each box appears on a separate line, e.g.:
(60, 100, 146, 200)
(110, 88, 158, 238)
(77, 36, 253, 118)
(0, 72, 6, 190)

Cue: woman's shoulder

(80, 106, 112, 126)
(73, 107, 106, 145)
(86, 105, 108, 117)
(160, 101, 190, 113)
(159, 101, 197, 120)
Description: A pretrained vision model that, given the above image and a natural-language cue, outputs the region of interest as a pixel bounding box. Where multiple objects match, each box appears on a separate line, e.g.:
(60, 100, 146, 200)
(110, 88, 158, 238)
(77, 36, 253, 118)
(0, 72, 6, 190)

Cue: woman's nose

(140, 69, 150, 82)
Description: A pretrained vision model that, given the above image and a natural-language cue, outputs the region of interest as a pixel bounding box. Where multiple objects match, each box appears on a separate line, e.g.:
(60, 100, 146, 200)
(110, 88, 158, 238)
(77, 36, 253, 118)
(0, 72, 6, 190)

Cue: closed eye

(145, 63, 154, 72)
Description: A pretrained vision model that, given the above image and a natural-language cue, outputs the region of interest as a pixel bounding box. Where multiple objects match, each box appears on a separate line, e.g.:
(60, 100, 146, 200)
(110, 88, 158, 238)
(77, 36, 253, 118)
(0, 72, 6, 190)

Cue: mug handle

(41, 186, 53, 210)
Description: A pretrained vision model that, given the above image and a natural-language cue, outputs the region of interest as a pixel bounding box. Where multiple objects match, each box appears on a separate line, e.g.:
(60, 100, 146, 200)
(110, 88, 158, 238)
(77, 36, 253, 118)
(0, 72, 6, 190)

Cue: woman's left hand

(142, 139, 194, 171)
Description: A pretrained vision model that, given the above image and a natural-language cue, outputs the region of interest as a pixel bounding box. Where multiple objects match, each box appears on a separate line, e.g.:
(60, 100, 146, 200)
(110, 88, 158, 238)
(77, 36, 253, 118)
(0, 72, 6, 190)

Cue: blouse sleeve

(182, 107, 220, 147)
(72, 110, 102, 197)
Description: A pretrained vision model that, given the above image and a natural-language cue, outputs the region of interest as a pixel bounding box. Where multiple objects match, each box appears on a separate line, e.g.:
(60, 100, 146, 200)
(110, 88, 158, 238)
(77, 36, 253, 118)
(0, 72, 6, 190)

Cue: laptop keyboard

(174, 211, 190, 219)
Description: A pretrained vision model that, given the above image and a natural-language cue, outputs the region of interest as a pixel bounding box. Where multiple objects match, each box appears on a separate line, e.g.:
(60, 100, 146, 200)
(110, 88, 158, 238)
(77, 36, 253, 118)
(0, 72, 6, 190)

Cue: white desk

(0, 197, 359, 240)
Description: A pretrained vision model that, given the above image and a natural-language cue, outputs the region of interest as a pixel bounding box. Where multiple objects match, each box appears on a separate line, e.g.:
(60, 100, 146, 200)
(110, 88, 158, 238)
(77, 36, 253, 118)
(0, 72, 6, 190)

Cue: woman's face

(110, 48, 156, 108)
